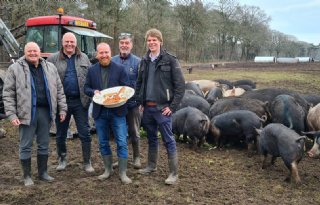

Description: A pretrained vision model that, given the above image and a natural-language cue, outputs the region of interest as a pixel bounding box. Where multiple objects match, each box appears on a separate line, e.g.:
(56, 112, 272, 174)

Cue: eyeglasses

(118, 32, 132, 39)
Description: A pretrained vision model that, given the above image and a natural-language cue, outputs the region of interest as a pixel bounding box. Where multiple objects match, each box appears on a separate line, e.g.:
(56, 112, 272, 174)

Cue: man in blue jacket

(112, 32, 141, 169)
(84, 42, 132, 184)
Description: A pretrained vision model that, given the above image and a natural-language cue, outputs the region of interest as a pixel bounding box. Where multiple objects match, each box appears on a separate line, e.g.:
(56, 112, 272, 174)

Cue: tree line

(0, 0, 318, 63)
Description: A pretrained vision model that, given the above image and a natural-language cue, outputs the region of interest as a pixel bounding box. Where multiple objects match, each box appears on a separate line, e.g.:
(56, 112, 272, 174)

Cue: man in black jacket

(135, 28, 185, 185)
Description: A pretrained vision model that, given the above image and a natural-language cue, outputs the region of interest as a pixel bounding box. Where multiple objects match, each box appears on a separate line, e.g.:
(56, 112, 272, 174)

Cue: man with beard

(84, 43, 132, 184)
(112, 33, 141, 169)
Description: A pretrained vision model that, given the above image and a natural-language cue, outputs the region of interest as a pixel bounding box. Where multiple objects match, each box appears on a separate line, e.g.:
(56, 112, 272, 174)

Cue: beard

(99, 57, 111, 66)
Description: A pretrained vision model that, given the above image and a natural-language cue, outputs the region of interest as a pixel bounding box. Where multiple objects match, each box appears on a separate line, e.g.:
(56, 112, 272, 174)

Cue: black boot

(37, 155, 54, 182)
(21, 158, 34, 186)
(138, 147, 158, 175)
(56, 143, 67, 171)
(82, 142, 94, 173)
(132, 139, 141, 169)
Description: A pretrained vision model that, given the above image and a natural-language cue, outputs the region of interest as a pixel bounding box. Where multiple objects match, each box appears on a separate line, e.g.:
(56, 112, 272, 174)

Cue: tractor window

(26, 26, 44, 50)
(43, 26, 58, 53)
(85, 36, 96, 60)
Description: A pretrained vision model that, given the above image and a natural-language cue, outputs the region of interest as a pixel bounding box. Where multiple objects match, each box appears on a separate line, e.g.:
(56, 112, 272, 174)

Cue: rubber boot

(132, 139, 141, 169)
(138, 148, 158, 175)
(56, 153, 67, 171)
(118, 158, 132, 184)
(98, 155, 113, 180)
(165, 154, 178, 185)
(21, 158, 34, 186)
(82, 142, 95, 173)
(37, 154, 54, 182)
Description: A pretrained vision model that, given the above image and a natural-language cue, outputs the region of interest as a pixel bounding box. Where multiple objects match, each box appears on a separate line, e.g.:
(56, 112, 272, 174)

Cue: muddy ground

(1, 62, 320, 205)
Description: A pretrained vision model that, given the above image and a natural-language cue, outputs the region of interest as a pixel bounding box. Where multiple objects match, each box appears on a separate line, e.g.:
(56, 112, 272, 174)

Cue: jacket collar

(58, 47, 81, 60)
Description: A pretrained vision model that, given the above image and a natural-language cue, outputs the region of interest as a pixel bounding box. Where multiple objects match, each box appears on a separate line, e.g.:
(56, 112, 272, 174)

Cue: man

(135, 28, 185, 185)
(47, 32, 94, 173)
(112, 32, 142, 169)
(84, 42, 132, 184)
(3, 42, 67, 186)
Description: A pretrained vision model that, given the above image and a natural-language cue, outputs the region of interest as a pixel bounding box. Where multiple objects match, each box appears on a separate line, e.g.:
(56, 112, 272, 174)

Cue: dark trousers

(55, 98, 90, 155)
(19, 107, 50, 159)
(127, 106, 141, 142)
(142, 106, 176, 156)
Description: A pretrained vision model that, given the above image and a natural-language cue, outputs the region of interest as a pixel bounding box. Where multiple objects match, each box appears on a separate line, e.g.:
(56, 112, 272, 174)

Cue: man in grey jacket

(47, 32, 94, 173)
(3, 42, 67, 186)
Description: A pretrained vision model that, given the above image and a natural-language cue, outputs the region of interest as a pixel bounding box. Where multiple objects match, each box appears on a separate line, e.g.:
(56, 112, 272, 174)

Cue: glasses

(118, 32, 132, 39)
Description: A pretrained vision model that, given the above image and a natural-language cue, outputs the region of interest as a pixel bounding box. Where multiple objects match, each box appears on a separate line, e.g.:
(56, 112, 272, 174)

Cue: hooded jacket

(3, 56, 67, 125)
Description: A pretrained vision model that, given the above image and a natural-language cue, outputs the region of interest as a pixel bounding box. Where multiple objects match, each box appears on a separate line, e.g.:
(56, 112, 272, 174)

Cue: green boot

(132, 139, 141, 169)
(138, 147, 158, 175)
(165, 154, 178, 185)
(21, 158, 34, 186)
(118, 158, 132, 184)
(37, 155, 54, 182)
(98, 155, 113, 180)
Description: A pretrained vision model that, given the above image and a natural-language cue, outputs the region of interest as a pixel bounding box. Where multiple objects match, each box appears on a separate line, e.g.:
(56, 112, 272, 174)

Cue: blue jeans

(56, 98, 91, 156)
(94, 108, 128, 158)
(142, 106, 177, 156)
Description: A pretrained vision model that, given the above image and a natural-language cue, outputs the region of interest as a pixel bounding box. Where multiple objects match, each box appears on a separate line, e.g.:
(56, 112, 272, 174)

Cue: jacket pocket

(160, 66, 171, 80)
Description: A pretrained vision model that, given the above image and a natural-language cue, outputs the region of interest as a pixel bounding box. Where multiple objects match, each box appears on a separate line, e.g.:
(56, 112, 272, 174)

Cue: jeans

(142, 106, 177, 156)
(19, 107, 50, 159)
(95, 108, 128, 158)
(56, 98, 90, 155)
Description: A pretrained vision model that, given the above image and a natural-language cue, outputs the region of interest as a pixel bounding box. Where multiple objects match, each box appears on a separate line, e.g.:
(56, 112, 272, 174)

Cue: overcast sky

(238, 0, 320, 45)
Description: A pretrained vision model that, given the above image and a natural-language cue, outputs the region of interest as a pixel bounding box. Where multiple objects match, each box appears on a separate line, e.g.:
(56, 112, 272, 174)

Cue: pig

(302, 131, 320, 158)
(232, 79, 256, 89)
(177, 92, 210, 115)
(172, 107, 210, 148)
(223, 87, 246, 97)
(241, 88, 310, 113)
(302, 94, 320, 106)
(192, 79, 220, 94)
(214, 79, 233, 89)
(209, 97, 269, 121)
(205, 87, 223, 104)
(208, 110, 264, 154)
(256, 123, 306, 184)
(185, 81, 204, 98)
(269, 94, 306, 134)
(302, 103, 320, 158)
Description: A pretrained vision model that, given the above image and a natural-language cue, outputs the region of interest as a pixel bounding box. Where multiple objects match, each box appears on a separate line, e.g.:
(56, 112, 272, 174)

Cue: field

(1, 62, 320, 205)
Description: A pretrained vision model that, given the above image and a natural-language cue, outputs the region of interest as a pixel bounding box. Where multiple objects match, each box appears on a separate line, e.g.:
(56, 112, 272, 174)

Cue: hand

(139, 105, 144, 113)
(60, 114, 66, 122)
(161, 106, 172, 116)
(11, 118, 21, 126)
(94, 90, 101, 95)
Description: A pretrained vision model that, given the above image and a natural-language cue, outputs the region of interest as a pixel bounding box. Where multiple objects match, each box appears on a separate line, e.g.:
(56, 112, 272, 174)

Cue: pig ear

(296, 136, 306, 142)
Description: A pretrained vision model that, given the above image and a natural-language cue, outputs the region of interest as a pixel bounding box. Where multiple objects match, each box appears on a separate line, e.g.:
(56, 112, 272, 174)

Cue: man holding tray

(84, 42, 132, 184)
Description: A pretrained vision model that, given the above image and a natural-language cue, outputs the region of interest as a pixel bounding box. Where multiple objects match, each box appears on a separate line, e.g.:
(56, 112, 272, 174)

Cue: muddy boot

(98, 155, 113, 180)
(82, 142, 95, 173)
(165, 154, 178, 185)
(21, 158, 34, 186)
(138, 148, 158, 175)
(112, 161, 118, 169)
(56, 153, 67, 171)
(118, 158, 132, 184)
(132, 139, 141, 169)
(37, 155, 54, 182)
